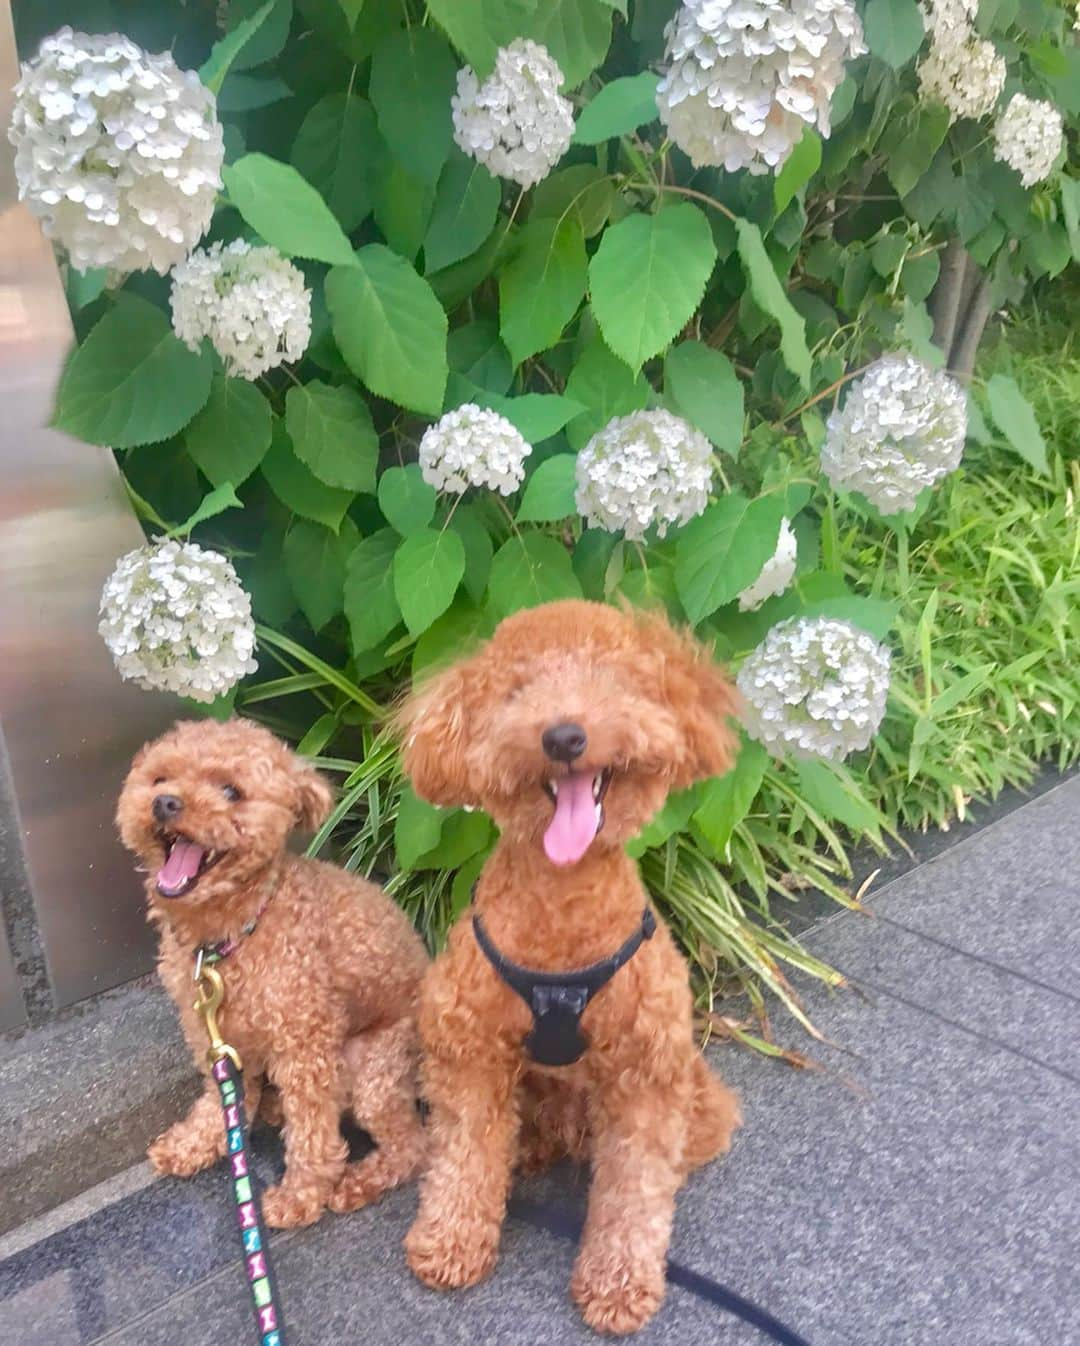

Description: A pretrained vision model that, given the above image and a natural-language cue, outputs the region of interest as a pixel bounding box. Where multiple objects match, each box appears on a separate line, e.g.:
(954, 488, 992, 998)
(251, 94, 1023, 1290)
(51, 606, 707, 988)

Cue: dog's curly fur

(117, 718, 427, 1229)
(399, 600, 744, 1335)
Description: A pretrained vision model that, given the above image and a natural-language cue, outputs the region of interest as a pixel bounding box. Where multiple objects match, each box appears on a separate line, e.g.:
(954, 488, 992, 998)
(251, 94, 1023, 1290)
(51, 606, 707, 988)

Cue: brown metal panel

(0, 3, 177, 1008)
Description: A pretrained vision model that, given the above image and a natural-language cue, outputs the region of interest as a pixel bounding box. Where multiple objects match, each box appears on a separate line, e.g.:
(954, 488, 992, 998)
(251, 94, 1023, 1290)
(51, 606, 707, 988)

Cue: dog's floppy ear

(397, 660, 482, 808)
(637, 611, 742, 790)
(292, 759, 333, 831)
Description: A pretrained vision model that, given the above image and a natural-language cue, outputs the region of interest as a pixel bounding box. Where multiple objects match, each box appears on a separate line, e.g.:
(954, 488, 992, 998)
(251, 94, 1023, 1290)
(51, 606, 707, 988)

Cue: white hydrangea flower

(655, 0, 866, 175)
(419, 403, 533, 495)
(738, 517, 797, 611)
(737, 616, 891, 761)
(451, 39, 574, 188)
(992, 94, 1064, 188)
(917, 0, 1005, 122)
(170, 240, 311, 381)
(821, 354, 967, 515)
(575, 410, 712, 540)
(99, 539, 258, 703)
(9, 27, 224, 275)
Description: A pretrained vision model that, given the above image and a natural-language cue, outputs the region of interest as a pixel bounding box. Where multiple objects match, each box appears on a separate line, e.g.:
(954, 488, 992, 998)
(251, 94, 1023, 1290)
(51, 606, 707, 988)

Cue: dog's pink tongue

(157, 840, 205, 896)
(544, 774, 599, 867)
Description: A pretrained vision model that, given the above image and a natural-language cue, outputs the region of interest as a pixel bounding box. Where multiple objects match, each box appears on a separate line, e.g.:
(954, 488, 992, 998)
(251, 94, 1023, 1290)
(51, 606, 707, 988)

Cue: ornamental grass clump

(10, 27, 223, 273)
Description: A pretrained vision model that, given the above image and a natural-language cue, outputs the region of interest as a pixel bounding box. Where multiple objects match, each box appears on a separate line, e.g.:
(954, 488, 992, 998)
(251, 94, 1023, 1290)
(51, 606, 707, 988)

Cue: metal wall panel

(0, 2, 177, 1009)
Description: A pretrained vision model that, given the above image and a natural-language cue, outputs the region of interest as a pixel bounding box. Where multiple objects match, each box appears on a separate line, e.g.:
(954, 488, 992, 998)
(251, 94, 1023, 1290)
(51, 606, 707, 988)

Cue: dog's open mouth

(155, 831, 225, 898)
(542, 769, 612, 867)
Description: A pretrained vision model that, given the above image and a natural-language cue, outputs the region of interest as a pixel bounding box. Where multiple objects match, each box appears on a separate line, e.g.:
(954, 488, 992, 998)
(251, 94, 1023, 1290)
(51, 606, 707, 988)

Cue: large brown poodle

(117, 718, 427, 1228)
(400, 599, 743, 1334)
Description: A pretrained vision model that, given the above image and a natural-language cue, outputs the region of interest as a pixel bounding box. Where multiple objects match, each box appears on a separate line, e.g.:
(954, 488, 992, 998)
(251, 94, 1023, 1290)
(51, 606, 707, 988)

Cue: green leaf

(393, 528, 466, 635)
(674, 493, 786, 625)
(223, 154, 357, 267)
(344, 528, 401, 651)
(373, 157, 436, 262)
(985, 374, 1049, 475)
(448, 321, 513, 393)
(1060, 177, 1080, 261)
(450, 387, 584, 443)
(447, 504, 494, 603)
(423, 0, 535, 77)
(529, 0, 613, 88)
(413, 808, 493, 870)
(734, 217, 811, 390)
(795, 593, 899, 641)
(773, 128, 821, 214)
(499, 214, 587, 366)
(199, 0, 276, 92)
(291, 94, 380, 232)
(369, 27, 457, 186)
(326, 245, 448, 414)
(626, 785, 701, 858)
(863, 0, 925, 68)
(900, 249, 940, 303)
(886, 105, 950, 198)
(664, 341, 744, 456)
(487, 533, 582, 617)
(285, 380, 378, 492)
(173, 482, 244, 536)
(589, 204, 716, 372)
(53, 295, 213, 448)
(795, 759, 881, 835)
(692, 736, 767, 855)
(225, 0, 293, 70)
(65, 267, 108, 311)
(216, 74, 293, 114)
(531, 164, 616, 238)
(424, 150, 502, 274)
(184, 375, 272, 487)
(261, 420, 356, 529)
(573, 72, 660, 144)
(413, 596, 489, 674)
(395, 784, 445, 870)
(564, 335, 650, 450)
(378, 464, 437, 535)
(517, 454, 578, 522)
(283, 519, 351, 631)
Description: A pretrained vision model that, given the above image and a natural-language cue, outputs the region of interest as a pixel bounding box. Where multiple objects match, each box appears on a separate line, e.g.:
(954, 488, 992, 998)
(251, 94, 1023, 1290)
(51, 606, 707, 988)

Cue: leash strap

(211, 1054, 289, 1346)
(508, 1197, 814, 1346)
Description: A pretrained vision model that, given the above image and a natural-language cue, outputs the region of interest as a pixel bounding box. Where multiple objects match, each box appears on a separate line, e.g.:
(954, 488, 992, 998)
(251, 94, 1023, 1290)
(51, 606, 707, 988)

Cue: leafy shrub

(15, 0, 1080, 1037)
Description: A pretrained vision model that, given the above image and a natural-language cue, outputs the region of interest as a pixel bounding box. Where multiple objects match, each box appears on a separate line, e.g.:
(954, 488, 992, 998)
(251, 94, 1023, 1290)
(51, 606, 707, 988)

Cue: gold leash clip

(193, 962, 243, 1072)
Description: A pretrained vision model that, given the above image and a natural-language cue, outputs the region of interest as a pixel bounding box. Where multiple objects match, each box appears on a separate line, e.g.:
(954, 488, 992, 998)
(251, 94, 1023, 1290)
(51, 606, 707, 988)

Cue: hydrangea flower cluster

(418, 404, 533, 495)
(738, 517, 797, 611)
(575, 410, 713, 540)
(451, 39, 574, 188)
(917, 0, 1005, 123)
(655, 0, 865, 175)
(9, 27, 223, 274)
(821, 354, 967, 515)
(170, 240, 312, 381)
(99, 539, 257, 703)
(992, 94, 1064, 188)
(737, 616, 891, 761)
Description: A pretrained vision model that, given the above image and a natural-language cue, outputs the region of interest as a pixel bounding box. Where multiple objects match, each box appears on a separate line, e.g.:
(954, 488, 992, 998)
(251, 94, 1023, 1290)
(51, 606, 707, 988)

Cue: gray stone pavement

(1, 774, 1077, 1346)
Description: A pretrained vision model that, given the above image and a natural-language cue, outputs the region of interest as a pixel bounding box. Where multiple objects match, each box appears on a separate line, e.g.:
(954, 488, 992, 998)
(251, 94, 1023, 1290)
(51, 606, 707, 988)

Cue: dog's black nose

(542, 722, 587, 763)
(152, 794, 184, 824)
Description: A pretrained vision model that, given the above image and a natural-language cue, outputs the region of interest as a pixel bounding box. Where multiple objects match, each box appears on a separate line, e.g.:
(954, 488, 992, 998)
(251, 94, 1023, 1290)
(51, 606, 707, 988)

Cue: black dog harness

(471, 908, 657, 1067)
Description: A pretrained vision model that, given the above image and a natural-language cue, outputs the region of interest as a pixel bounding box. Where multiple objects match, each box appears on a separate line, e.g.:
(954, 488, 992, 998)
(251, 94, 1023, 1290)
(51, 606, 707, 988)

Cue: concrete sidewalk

(2, 775, 1077, 1346)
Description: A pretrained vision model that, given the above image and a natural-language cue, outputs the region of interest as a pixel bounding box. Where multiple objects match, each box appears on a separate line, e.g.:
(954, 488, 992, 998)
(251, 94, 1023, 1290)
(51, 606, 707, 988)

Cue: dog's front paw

(572, 1255, 666, 1335)
(405, 1212, 499, 1290)
(261, 1182, 326, 1229)
(147, 1126, 220, 1178)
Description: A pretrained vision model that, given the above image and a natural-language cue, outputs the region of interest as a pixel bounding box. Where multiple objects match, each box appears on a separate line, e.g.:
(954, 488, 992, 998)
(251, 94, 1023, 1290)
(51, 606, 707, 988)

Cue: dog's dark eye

(152, 777, 166, 786)
(221, 784, 242, 802)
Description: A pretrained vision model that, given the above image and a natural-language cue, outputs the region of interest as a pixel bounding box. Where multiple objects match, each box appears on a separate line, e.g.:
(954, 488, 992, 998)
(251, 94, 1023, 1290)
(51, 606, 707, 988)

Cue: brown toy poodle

(117, 717, 427, 1229)
(399, 599, 744, 1334)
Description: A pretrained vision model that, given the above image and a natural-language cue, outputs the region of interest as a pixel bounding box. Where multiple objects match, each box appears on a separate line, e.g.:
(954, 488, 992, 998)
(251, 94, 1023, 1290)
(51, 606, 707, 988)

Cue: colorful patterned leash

(194, 956, 288, 1346)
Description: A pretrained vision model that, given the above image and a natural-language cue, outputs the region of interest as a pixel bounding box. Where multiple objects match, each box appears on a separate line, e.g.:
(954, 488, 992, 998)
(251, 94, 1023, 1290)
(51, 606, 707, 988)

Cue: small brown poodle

(400, 599, 743, 1334)
(117, 717, 427, 1228)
